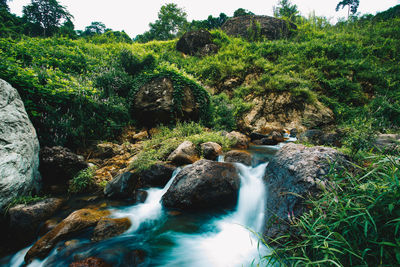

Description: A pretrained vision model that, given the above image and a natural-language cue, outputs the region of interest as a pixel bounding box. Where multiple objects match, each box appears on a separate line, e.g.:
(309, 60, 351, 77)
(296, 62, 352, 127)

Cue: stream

(2, 142, 291, 267)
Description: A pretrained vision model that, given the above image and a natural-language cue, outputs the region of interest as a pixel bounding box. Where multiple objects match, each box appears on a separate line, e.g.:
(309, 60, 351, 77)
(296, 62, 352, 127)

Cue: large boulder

(240, 92, 334, 134)
(8, 198, 65, 248)
(132, 77, 206, 127)
(263, 143, 347, 240)
(224, 150, 252, 166)
(104, 172, 139, 200)
(226, 131, 250, 149)
(40, 146, 88, 185)
(0, 79, 41, 212)
(221, 15, 297, 40)
(167, 141, 199, 166)
(176, 30, 218, 56)
(25, 208, 110, 262)
(139, 163, 176, 188)
(162, 159, 240, 210)
(91, 217, 131, 242)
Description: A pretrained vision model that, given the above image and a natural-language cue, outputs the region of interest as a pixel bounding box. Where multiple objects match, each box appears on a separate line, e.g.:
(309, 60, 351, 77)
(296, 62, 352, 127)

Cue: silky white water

(5, 157, 273, 266)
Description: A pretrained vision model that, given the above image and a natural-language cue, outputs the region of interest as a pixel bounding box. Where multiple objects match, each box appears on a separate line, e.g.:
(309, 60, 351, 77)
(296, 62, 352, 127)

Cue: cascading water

(3, 147, 279, 267)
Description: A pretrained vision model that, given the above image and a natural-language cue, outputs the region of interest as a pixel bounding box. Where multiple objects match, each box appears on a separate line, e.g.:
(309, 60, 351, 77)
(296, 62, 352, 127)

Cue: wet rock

(139, 163, 176, 188)
(0, 79, 41, 212)
(201, 142, 222, 160)
(132, 77, 206, 127)
(162, 159, 240, 210)
(167, 141, 199, 166)
(40, 146, 88, 185)
(263, 143, 347, 241)
(39, 218, 60, 236)
(261, 137, 279, 146)
(224, 150, 252, 166)
(125, 249, 146, 266)
(92, 217, 131, 242)
(222, 15, 297, 40)
(104, 172, 139, 200)
(69, 257, 112, 267)
(226, 131, 250, 149)
(135, 190, 148, 203)
(176, 29, 217, 56)
(9, 198, 65, 247)
(290, 128, 298, 138)
(25, 208, 110, 262)
(250, 132, 268, 141)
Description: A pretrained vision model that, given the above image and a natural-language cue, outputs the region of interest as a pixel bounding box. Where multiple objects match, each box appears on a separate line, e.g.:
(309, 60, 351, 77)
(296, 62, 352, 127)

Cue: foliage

(68, 167, 97, 194)
(374, 4, 400, 21)
(336, 0, 360, 16)
(81, 21, 108, 36)
(188, 13, 228, 31)
(233, 8, 254, 17)
(129, 122, 233, 171)
(273, 0, 300, 22)
(23, 0, 73, 36)
(263, 151, 400, 266)
(135, 3, 188, 42)
(5, 195, 48, 213)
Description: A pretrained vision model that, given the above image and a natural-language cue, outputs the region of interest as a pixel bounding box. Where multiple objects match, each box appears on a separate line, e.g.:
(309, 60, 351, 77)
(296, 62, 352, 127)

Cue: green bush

(68, 167, 97, 194)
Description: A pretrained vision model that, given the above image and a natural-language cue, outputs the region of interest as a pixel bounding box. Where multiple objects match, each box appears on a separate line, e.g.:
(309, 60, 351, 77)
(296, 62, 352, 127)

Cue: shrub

(68, 167, 97, 194)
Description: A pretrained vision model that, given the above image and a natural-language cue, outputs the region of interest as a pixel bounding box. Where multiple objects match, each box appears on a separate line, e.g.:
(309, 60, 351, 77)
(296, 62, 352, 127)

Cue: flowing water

(2, 143, 287, 267)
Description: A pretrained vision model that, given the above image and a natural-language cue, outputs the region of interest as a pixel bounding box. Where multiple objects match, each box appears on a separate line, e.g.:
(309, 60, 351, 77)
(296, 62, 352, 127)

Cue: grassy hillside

(1, 16, 399, 149)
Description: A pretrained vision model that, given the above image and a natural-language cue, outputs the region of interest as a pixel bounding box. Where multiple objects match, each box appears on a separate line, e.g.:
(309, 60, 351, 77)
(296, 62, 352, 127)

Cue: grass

(5, 195, 48, 213)
(129, 122, 233, 171)
(262, 150, 400, 266)
(68, 166, 98, 194)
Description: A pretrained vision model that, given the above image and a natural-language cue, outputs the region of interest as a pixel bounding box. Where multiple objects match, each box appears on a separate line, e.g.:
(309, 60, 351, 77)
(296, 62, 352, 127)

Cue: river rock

(226, 131, 250, 149)
(69, 257, 112, 267)
(139, 163, 176, 188)
(132, 77, 205, 127)
(0, 79, 41, 212)
(224, 150, 252, 166)
(374, 134, 400, 152)
(8, 198, 65, 247)
(40, 146, 88, 185)
(298, 129, 344, 147)
(176, 29, 218, 56)
(263, 143, 347, 240)
(167, 141, 199, 165)
(201, 142, 222, 160)
(162, 159, 240, 210)
(91, 217, 131, 242)
(221, 15, 297, 40)
(104, 172, 139, 199)
(25, 208, 110, 262)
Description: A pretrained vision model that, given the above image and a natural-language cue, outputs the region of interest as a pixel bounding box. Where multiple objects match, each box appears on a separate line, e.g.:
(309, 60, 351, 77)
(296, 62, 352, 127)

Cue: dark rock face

(8, 198, 65, 248)
(139, 163, 176, 188)
(104, 172, 139, 200)
(201, 142, 223, 160)
(40, 146, 88, 185)
(92, 218, 131, 242)
(25, 208, 110, 262)
(162, 159, 240, 210)
(221, 15, 297, 40)
(224, 150, 252, 166)
(69, 257, 112, 267)
(263, 143, 347, 240)
(0, 79, 41, 212)
(176, 30, 218, 56)
(132, 77, 202, 127)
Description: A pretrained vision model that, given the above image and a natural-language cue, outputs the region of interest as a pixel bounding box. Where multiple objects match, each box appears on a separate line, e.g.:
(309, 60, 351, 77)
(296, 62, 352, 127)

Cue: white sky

(8, 0, 400, 38)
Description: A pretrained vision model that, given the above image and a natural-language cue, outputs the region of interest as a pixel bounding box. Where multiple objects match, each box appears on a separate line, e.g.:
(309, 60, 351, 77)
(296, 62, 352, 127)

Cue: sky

(8, 0, 400, 38)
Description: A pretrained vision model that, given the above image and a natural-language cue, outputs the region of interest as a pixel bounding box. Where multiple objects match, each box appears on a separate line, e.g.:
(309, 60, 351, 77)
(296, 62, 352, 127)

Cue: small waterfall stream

(3, 145, 281, 267)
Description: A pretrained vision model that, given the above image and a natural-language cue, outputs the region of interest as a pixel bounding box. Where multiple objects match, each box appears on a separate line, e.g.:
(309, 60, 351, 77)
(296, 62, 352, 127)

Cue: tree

(23, 0, 73, 36)
(149, 3, 188, 41)
(233, 8, 254, 17)
(336, 0, 360, 17)
(273, 0, 299, 22)
(0, 0, 10, 10)
(82, 21, 108, 36)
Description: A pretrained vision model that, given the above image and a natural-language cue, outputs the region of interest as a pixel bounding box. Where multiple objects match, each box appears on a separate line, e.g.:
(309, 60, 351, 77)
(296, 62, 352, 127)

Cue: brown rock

(9, 198, 65, 247)
(92, 217, 131, 242)
(224, 150, 252, 166)
(69, 257, 112, 267)
(167, 141, 199, 165)
(226, 131, 250, 149)
(176, 29, 218, 56)
(25, 208, 110, 262)
(201, 142, 223, 160)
